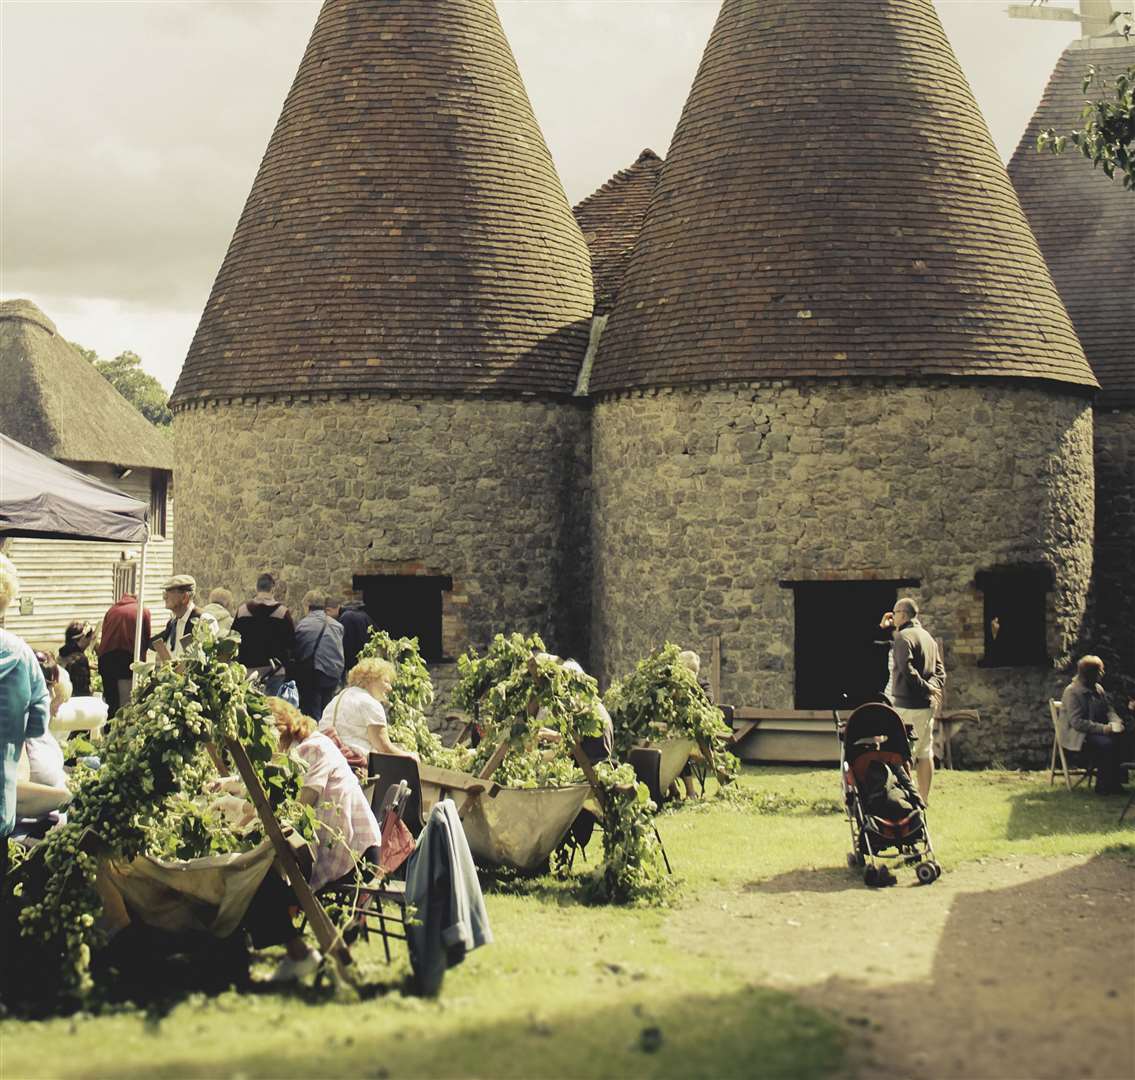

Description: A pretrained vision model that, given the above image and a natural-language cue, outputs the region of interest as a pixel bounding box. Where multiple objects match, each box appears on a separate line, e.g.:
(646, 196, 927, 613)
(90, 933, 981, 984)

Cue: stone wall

(174, 395, 592, 713)
(591, 380, 1095, 767)
(1091, 408, 1135, 698)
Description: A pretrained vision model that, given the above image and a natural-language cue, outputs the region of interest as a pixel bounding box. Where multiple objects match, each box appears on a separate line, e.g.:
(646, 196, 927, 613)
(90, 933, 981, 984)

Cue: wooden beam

(710, 635, 722, 704)
(455, 738, 509, 818)
(224, 736, 354, 983)
(1007, 4, 1080, 23)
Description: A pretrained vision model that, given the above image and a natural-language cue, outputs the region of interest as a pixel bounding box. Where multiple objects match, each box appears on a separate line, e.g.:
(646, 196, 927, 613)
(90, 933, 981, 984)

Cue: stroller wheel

(864, 867, 880, 887)
(878, 866, 897, 886)
(847, 851, 865, 869)
(916, 861, 938, 885)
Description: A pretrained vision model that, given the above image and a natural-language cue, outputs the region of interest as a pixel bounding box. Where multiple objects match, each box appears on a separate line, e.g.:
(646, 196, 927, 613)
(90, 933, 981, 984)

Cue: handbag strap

(306, 614, 328, 661)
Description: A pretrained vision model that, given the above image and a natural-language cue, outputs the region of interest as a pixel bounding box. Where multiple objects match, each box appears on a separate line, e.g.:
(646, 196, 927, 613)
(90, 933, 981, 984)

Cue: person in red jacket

(97, 593, 151, 718)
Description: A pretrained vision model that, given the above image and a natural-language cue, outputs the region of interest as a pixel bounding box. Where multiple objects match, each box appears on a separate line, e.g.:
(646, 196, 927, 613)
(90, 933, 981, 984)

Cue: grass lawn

(1, 766, 1130, 1080)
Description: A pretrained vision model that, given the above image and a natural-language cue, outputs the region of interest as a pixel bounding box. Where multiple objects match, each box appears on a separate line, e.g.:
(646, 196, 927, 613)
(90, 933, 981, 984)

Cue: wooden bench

(729, 708, 841, 764)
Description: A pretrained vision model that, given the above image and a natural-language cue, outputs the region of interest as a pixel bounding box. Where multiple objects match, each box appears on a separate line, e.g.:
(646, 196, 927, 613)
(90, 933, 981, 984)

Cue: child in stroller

(837, 702, 942, 887)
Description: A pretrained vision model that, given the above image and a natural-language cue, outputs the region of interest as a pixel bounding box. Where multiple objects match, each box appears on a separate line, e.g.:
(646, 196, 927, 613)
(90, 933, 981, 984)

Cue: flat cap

(163, 574, 197, 592)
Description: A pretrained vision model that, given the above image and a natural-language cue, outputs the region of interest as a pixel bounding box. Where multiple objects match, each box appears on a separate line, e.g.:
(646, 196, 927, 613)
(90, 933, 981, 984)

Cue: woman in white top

(319, 657, 414, 761)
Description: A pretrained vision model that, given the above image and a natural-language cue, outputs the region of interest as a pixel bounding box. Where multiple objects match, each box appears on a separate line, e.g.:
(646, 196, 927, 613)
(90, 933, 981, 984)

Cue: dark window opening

(149, 471, 168, 539)
(975, 566, 1050, 667)
(786, 579, 919, 710)
(113, 560, 137, 602)
(353, 574, 452, 662)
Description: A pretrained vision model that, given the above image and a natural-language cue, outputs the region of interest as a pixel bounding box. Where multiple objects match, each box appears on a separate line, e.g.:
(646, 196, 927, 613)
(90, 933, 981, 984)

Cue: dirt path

(668, 852, 1135, 1079)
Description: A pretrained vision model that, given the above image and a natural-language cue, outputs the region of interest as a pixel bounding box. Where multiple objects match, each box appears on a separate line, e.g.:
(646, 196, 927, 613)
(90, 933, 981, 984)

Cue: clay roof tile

(591, 0, 1099, 397)
(1008, 42, 1135, 409)
(172, 0, 593, 406)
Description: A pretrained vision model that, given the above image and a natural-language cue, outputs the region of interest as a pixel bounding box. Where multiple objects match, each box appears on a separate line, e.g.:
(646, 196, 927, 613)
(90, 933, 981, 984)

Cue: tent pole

(131, 540, 148, 692)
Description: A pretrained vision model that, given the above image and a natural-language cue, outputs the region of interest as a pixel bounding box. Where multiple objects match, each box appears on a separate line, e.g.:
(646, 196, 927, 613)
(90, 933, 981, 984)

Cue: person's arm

(367, 723, 417, 760)
(1062, 686, 1108, 735)
(25, 654, 50, 739)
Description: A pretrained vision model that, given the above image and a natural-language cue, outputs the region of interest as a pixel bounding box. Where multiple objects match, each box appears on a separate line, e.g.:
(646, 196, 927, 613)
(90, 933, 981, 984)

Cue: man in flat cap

(155, 575, 218, 660)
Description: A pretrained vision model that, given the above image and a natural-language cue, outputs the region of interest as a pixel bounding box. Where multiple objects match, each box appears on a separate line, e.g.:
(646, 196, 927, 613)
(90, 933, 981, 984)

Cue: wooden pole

(224, 736, 355, 983)
(455, 738, 510, 819)
(710, 635, 722, 704)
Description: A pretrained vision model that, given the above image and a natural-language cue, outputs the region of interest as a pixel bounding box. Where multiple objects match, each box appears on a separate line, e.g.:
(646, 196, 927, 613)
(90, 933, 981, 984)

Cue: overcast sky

(1, 1, 1088, 391)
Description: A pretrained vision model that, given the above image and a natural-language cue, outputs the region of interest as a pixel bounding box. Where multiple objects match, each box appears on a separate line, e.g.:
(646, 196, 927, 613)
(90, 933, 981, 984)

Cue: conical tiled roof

(573, 149, 664, 316)
(591, 0, 1099, 396)
(172, 0, 592, 406)
(0, 299, 172, 470)
(1008, 42, 1135, 409)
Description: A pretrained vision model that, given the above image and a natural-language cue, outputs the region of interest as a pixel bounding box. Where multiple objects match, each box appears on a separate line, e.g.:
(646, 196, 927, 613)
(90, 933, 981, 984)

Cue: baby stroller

(837, 702, 941, 887)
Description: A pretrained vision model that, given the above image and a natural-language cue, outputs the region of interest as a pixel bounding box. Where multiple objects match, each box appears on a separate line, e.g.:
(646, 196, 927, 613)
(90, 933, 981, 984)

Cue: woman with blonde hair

(319, 656, 415, 762)
(242, 696, 381, 981)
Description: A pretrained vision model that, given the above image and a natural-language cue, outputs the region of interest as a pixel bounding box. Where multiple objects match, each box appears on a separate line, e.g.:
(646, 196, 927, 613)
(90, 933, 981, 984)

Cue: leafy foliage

(72, 342, 173, 426)
(1038, 64, 1135, 189)
(356, 630, 471, 770)
(457, 633, 600, 786)
(7, 625, 310, 1010)
(581, 761, 674, 906)
(457, 636, 671, 903)
(604, 642, 736, 784)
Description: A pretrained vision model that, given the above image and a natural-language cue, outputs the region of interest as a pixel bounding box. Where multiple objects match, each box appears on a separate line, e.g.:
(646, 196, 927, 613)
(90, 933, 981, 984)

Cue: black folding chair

(367, 753, 427, 837)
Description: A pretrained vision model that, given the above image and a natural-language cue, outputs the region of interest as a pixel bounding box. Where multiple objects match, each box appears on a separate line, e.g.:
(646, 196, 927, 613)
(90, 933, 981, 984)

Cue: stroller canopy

(843, 702, 911, 761)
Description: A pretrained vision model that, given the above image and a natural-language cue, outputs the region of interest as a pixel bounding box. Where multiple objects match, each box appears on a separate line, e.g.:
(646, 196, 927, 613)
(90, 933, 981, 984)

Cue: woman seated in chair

(318, 657, 416, 770)
(244, 697, 382, 981)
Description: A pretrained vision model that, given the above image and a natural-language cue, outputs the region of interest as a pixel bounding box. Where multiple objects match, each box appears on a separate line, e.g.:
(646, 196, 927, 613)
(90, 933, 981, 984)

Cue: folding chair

(367, 753, 427, 837)
(1048, 700, 1096, 791)
(319, 780, 414, 964)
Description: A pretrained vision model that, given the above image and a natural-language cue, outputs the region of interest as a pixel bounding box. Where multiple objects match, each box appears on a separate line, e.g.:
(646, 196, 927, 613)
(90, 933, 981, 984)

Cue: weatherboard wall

(2, 464, 174, 650)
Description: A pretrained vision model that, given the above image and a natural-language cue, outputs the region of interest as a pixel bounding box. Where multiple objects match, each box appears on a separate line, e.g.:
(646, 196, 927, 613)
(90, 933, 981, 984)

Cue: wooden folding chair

(1048, 700, 1096, 791)
(319, 781, 414, 964)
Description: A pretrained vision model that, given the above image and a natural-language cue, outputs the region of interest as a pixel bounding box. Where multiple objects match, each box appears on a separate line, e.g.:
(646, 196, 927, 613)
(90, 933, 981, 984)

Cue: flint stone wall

(174, 395, 592, 714)
(1092, 409, 1135, 697)
(591, 380, 1095, 767)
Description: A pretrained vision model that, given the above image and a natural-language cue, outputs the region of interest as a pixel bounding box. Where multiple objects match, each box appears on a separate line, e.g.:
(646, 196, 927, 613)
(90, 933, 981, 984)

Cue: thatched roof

(0, 299, 172, 470)
(1008, 41, 1135, 409)
(591, 0, 1099, 396)
(173, 0, 593, 405)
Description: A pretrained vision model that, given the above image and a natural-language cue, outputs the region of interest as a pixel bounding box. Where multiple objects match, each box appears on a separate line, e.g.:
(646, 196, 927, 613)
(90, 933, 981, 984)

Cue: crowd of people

(0, 558, 428, 980)
(1, 554, 1131, 983)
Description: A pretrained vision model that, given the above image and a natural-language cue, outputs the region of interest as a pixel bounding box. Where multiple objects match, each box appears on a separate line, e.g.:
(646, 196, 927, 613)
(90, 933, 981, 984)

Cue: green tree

(72, 342, 172, 426)
(1037, 63, 1135, 190)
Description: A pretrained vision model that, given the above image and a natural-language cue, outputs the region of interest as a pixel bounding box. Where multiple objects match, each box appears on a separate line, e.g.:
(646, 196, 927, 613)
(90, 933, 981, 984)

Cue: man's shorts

(895, 707, 935, 762)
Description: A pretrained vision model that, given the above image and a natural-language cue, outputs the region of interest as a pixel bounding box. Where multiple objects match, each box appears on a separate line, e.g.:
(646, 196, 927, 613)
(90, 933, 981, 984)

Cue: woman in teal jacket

(1, 554, 51, 840)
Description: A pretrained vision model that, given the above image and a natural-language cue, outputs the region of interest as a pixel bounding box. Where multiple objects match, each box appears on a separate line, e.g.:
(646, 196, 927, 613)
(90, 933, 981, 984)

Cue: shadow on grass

(99, 983, 847, 1080)
(1004, 782, 1135, 841)
(795, 851, 1135, 1079)
(743, 866, 864, 894)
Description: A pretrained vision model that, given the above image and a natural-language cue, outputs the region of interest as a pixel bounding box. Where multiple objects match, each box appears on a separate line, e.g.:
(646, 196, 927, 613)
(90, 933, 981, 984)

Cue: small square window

(975, 566, 1051, 667)
(113, 560, 137, 602)
(353, 573, 452, 662)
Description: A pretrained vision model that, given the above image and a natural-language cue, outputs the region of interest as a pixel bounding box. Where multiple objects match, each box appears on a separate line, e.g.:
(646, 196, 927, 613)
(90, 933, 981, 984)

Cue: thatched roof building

(0, 299, 172, 471)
